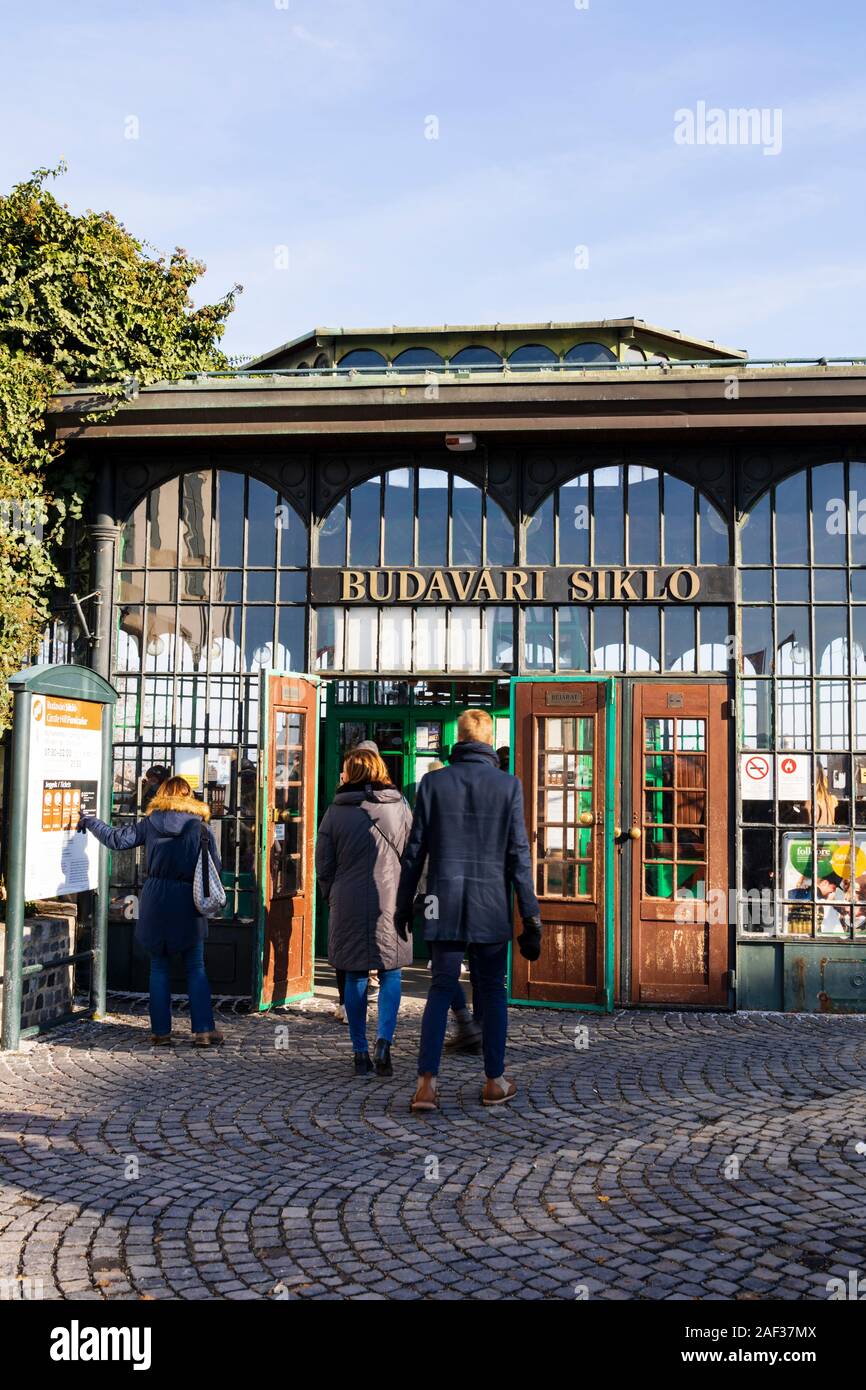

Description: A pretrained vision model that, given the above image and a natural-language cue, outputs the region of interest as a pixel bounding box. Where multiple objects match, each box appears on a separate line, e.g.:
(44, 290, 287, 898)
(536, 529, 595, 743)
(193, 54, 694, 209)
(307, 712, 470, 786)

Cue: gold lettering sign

(333, 566, 705, 602)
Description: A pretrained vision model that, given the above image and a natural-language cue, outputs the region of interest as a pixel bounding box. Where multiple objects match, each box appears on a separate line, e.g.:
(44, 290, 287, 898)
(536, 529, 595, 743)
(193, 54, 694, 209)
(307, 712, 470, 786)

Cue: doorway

(510, 677, 732, 1011)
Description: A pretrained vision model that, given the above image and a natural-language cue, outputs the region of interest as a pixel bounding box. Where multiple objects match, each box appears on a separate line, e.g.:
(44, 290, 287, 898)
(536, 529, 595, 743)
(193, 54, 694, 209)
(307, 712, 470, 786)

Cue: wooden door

(512, 680, 610, 1007)
(628, 683, 729, 1006)
(259, 675, 319, 1008)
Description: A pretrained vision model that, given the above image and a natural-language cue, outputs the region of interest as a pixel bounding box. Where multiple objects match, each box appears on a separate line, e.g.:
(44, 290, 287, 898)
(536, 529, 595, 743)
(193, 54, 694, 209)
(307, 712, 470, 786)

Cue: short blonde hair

(457, 709, 494, 744)
(343, 748, 392, 786)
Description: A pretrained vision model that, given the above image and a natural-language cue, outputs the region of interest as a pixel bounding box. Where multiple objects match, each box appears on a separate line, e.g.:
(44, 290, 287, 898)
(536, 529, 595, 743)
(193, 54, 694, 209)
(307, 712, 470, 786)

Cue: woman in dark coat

(316, 748, 413, 1077)
(78, 775, 223, 1047)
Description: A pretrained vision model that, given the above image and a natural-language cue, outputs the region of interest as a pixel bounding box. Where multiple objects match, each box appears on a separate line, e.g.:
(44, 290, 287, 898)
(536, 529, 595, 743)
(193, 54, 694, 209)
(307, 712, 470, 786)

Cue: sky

(2, 0, 863, 361)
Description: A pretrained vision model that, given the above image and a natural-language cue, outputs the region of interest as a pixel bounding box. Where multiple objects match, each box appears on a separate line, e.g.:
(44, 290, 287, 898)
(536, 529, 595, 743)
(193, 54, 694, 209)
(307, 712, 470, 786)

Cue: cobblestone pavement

(1, 995, 866, 1301)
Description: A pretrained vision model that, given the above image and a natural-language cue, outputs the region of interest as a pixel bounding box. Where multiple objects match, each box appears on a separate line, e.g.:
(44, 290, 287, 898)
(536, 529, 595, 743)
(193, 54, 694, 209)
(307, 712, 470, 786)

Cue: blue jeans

(418, 941, 508, 1079)
(344, 969, 401, 1053)
(149, 940, 215, 1035)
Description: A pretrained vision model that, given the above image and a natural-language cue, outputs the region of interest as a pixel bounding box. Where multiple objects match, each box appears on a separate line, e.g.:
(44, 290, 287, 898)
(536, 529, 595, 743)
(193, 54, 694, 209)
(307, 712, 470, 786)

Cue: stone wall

(0, 910, 76, 1036)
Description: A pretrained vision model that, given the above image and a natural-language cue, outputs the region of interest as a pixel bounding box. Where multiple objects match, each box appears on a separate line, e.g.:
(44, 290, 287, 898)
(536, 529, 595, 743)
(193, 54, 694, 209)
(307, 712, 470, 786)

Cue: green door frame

(507, 675, 617, 1013)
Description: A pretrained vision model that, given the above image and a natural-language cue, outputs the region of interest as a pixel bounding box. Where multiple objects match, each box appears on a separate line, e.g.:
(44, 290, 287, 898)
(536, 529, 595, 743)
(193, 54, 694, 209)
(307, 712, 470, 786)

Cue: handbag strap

(360, 807, 404, 864)
(199, 822, 210, 896)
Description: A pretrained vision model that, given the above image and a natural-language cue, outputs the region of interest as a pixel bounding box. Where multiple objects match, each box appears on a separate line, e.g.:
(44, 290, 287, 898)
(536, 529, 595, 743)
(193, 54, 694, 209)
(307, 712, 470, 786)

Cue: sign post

(1, 664, 117, 1051)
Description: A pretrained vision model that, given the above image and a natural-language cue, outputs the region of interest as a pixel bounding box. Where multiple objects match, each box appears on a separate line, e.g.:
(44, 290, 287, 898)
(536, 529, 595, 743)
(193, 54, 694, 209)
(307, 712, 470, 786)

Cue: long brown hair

(342, 749, 392, 786)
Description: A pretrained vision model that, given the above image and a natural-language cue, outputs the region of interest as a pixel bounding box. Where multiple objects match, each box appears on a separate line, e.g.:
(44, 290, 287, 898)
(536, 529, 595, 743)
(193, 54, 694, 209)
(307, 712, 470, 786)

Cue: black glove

(394, 911, 411, 942)
(517, 916, 542, 961)
(76, 813, 89, 835)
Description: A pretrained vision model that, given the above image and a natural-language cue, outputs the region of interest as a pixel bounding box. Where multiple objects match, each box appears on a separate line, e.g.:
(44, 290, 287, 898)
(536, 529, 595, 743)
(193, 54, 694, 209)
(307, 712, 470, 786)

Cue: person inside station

(141, 765, 168, 813)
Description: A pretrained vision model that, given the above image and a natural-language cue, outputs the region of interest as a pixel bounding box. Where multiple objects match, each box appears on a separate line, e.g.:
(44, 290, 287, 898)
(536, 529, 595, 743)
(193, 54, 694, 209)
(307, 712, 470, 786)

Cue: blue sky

(2, 0, 863, 359)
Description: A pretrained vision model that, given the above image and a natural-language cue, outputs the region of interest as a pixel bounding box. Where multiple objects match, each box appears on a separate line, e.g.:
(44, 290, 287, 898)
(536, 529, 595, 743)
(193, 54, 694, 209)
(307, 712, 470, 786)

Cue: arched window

(449, 346, 502, 367)
(112, 469, 309, 919)
(314, 353, 330, 368)
(564, 342, 617, 365)
(508, 344, 558, 366)
(317, 466, 515, 567)
(392, 347, 444, 368)
(525, 465, 729, 567)
(337, 349, 387, 369)
(623, 346, 646, 363)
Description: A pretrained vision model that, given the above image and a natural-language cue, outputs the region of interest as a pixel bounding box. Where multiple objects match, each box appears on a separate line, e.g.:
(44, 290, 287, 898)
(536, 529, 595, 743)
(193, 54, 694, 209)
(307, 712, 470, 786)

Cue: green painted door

(316, 681, 511, 957)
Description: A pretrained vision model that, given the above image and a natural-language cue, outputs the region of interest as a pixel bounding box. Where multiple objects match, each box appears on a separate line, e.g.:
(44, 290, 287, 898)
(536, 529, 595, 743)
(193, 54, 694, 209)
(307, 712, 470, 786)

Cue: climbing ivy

(0, 163, 239, 729)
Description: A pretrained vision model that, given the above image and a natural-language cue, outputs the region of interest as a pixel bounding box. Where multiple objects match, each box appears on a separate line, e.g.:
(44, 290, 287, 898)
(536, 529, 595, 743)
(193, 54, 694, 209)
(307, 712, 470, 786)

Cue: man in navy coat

(395, 709, 542, 1110)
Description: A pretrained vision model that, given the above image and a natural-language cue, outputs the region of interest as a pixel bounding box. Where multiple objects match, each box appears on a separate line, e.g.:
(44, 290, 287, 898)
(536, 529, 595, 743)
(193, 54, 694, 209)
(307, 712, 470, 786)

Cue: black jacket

(395, 741, 539, 943)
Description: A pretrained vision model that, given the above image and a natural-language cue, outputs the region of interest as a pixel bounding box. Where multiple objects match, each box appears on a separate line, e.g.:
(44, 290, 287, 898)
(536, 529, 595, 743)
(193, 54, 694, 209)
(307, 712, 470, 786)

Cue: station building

(42, 318, 866, 1014)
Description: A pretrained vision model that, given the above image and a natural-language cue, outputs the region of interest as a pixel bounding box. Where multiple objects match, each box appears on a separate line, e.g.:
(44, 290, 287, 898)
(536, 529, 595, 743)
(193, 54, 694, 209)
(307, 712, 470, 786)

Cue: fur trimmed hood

(146, 792, 210, 821)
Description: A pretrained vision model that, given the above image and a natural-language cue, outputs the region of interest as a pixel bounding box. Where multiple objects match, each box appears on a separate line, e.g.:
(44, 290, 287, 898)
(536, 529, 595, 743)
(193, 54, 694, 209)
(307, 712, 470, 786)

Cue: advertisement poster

(24, 696, 103, 899)
(782, 831, 866, 936)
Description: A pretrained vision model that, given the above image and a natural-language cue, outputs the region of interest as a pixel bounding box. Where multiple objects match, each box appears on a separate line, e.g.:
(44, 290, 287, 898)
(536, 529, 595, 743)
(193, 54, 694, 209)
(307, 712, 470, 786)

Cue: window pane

(592, 606, 624, 670)
(813, 569, 847, 601)
(451, 477, 482, 564)
(117, 608, 143, 672)
(741, 679, 772, 750)
(628, 606, 660, 671)
(277, 497, 307, 567)
(776, 569, 809, 601)
(121, 500, 145, 567)
(740, 608, 772, 674)
(244, 606, 276, 671)
(811, 462, 846, 565)
(180, 471, 212, 568)
(593, 466, 624, 564)
(248, 478, 279, 569)
(627, 468, 659, 565)
(559, 475, 589, 565)
(486, 499, 515, 564)
(699, 495, 729, 565)
(774, 472, 808, 565)
(416, 607, 446, 669)
(346, 607, 379, 669)
(319, 496, 347, 566)
(380, 607, 412, 671)
(739, 493, 770, 565)
(178, 607, 207, 672)
(384, 469, 413, 565)
(349, 478, 381, 566)
(448, 607, 482, 670)
(417, 469, 448, 565)
(525, 607, 554, 670)
(816, 681, 849, 749)
(815, 606, 849, 675)
(698, 606, 729, 672)
(211, 606, 241, 673)
(665, 606, 695, 672)
(277, 608, 305, 669)
(315, 608, 344, 670)
(662, 476, 695, 564)
(144, 606, 175, 672)
(558, 607, 589, 671)
(776, 606, 811, 674)
(246, 570, 275, 603)
(148, 476, 178, 568)
(484, 607, 514, 670)
(777, 679, 810, 748)
(526, 494, 554, 565)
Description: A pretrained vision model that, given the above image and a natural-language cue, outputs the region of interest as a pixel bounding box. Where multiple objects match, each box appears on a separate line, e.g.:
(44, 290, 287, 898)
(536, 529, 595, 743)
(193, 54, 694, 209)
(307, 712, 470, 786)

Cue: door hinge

(725, 698, 736, 719)
(724, 969, 736, 991)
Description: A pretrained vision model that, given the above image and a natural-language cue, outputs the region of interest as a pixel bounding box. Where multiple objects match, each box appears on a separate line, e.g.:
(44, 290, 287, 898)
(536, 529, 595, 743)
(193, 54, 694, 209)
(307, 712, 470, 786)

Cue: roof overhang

(48, 366, 866, 446)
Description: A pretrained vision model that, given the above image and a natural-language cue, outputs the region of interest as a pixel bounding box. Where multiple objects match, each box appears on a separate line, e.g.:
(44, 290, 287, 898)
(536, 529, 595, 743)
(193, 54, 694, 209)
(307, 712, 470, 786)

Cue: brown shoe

(410, 1075, 440, 1112)
(482, 1076, 517, 1106)
(192, 1030, 224, 1047)
(149, 1034, 173, 1047)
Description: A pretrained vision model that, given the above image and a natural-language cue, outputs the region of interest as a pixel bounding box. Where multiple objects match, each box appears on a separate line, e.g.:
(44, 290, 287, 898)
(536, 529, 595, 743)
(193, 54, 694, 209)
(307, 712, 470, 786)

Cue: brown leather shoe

(481, 1076, 517, 1106)
(410, 1075, 440, 1112)
(149, 1034, 173, 1047)
(192, 1030, 224, 1047)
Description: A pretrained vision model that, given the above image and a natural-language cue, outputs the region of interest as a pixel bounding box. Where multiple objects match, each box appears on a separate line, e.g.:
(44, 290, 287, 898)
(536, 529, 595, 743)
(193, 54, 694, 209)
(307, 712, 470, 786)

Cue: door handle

(615, 825, 642, 841)
(579, 811, 593, 826)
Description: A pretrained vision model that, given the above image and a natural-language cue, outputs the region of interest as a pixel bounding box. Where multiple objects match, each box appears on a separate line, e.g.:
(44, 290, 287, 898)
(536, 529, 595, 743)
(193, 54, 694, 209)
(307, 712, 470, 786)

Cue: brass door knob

(579, 811, 594, 826)
(628, 826, 642, 840)
(615, 825, 623, 837)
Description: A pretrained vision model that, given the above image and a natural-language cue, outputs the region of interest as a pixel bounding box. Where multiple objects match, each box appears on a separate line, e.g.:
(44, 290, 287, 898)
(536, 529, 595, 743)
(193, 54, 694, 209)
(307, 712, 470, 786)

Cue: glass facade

(738, 461, 866, 939)
(111, 468, 308, 920)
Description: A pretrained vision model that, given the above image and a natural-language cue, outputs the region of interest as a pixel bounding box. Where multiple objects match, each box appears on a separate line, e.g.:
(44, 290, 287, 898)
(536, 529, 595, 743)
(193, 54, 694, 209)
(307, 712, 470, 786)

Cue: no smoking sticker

(741, 753, 773, 798)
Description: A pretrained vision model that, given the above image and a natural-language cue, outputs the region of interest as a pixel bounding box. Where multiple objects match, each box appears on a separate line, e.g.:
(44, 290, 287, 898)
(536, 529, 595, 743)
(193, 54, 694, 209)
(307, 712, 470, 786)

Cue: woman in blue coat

(78, 775, 223, 1047)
